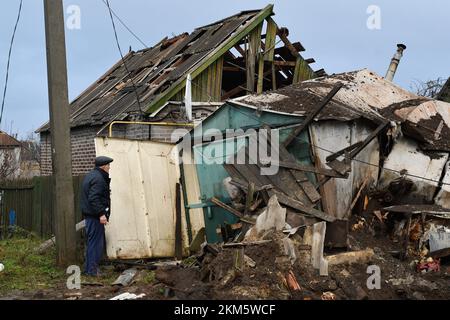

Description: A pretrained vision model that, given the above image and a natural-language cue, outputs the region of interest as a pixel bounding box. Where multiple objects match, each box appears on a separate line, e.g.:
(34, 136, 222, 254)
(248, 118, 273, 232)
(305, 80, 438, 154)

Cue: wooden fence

(0, 176, 85, 238)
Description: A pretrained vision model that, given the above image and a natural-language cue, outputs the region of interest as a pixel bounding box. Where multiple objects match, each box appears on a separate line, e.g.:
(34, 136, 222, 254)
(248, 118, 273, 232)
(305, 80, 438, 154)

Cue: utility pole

(43, 0, 76, 267)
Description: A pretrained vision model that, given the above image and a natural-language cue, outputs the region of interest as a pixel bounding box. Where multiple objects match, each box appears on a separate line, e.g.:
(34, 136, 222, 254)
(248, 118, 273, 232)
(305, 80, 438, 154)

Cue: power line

(0, 0, 23, 128)
(105, 0, 144, 115)
(100, 0, 148, 49)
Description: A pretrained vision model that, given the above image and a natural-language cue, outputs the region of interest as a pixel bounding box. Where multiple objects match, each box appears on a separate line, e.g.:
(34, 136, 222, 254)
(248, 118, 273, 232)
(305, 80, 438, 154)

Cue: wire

(0, 0, 23, 128)
(100, 0, 148, 49)
(105, 0, 144, 115)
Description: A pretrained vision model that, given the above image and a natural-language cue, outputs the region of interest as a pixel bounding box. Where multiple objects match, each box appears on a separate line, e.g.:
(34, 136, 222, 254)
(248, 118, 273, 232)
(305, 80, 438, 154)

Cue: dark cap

(95, 156, 113, 167)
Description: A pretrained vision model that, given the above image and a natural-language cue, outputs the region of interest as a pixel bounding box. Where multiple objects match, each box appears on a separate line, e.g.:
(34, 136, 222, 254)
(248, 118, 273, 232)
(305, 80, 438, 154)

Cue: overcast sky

(0, 0, 448, 138)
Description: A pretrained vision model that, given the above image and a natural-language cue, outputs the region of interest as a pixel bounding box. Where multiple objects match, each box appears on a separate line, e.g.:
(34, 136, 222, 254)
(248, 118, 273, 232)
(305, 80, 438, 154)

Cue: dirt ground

(0, 213, 449, 300)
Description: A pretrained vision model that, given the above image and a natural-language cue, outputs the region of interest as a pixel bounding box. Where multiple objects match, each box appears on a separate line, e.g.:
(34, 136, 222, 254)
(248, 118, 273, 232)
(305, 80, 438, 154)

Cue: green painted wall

(192, 102, 314, 243)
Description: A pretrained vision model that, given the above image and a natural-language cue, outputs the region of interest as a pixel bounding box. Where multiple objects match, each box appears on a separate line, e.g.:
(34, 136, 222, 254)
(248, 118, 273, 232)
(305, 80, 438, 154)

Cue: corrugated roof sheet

(37, 8, 282, 133)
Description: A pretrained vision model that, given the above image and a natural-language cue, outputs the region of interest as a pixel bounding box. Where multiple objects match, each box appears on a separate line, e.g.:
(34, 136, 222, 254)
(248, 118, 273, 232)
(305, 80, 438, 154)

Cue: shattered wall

(309, 120, 380, 220)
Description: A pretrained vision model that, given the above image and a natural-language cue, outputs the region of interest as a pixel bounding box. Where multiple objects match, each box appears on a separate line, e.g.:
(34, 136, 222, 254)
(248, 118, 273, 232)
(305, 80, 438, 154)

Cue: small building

(36, 5, 324, 176)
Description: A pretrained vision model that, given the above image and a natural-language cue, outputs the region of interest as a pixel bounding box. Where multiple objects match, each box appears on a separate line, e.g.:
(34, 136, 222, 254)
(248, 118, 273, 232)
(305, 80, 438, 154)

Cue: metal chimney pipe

(385, 44, 406, 82)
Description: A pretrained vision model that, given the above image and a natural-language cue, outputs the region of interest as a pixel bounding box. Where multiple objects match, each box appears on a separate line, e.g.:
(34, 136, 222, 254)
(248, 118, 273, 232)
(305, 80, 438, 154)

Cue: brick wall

(40, 122, 192, 175)
(40, 125, 100, 176)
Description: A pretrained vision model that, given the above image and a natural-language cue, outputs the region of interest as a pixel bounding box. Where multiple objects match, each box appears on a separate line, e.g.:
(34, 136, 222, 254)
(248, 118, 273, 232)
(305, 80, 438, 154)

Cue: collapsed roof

(232, 69, 450, 152)
(37, 5, 324, 133)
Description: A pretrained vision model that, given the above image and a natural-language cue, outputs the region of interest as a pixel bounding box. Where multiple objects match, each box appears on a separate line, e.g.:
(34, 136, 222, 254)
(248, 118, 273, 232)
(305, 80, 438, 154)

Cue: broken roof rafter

(144, 4, 275, 113)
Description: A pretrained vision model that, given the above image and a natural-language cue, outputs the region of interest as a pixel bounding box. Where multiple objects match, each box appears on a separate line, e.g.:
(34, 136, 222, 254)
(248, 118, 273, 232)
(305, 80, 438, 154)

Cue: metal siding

(95, 137, 190, 259)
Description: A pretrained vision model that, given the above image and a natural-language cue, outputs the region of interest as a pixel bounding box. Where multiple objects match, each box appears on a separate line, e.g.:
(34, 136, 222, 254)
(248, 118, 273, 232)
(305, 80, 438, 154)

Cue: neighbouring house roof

(230, 69, 450, 152)
(437, 77, 450, 103)
(37, 5, 322, 134)
(0, 131, 21, 148)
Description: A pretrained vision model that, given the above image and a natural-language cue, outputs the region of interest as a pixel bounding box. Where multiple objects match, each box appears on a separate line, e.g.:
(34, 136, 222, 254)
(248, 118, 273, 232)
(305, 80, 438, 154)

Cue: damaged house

(97, 68, 450, 299)
(36, 4, 324, 175)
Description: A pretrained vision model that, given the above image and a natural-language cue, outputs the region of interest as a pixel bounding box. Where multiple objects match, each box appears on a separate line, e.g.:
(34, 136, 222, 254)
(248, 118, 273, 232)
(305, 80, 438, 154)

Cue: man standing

(81, 156, 113, 276)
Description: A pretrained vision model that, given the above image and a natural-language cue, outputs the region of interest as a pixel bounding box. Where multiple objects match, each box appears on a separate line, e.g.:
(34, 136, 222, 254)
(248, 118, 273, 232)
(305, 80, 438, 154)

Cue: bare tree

(410, 78, 446, 98)
(21, 132, 40, 163)
(0, 148, 20, 181)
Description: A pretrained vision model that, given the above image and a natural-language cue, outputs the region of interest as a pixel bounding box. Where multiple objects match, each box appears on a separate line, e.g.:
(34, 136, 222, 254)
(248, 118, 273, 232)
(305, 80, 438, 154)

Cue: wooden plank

(256, 55, 264, 94)
(283, 83, 344, 148)
(271, 64, 277, 90)
(210, 197, 255, 225)
(215, 57, 224, 101)
(246, 144, 306, 204)
(274, 60, 297, 67)
(145, 5, 275, 113)
(277, 28, 303, 57)
(325, 141, 363, 162)
(263, 126, 320, 204)
(246, 23, 263, 93)
(263, 17, 277, 62)
(175, 183, 183, 260)
(266, 160, 347, 178)
(293, 57, 301, 84)
(271, 190, 336, 222)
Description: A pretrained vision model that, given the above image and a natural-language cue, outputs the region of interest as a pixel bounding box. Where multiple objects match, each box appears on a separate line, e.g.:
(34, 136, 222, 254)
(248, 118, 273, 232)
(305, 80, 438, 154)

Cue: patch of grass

(142, 270, 155, 284)
(181, 256, 197, 267)
(0, 235, 66, 294)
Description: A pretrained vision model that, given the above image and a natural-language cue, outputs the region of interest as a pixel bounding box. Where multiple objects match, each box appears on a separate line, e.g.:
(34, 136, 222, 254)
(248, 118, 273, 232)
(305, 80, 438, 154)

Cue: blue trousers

(85, 217, 105, 276)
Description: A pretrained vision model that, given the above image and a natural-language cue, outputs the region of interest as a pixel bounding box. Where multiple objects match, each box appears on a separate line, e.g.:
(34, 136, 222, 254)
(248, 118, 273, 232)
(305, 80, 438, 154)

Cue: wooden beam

(247, 23, 263, 93)
(146, 4, 274, 113)
(283, 83, 343, 148)
(277, 28, 304, 57)
(234, 45, 246, 57)
(264, 160, 348, 178)
(264, 17, 277, 62)
(274, 60, 297, 67)
(223, 66, 243, 72)
(256, 55, 264, 94)
(272, 64, 277, 90)
(270, 190, 336, 222)
(210, 197, 255, 225)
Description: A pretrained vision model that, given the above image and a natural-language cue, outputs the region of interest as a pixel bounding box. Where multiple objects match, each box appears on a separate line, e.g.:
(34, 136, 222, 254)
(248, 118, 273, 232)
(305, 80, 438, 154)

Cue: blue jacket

(81, 167, 111, 219)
